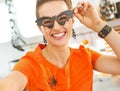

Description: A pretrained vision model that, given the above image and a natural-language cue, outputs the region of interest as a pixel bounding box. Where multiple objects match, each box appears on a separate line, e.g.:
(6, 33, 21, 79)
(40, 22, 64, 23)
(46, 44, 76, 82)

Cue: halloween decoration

(99, 0, 115, 21)
(5, 0, 26, 51)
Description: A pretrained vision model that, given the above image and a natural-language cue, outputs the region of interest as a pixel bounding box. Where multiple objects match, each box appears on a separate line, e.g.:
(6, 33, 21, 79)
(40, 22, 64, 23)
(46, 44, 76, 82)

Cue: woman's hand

(74, 1, 106, 32)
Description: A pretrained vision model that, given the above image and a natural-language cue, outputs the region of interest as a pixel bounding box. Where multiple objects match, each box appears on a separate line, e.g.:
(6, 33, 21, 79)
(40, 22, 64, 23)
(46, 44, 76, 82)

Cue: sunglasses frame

(36, 10, 74, 28)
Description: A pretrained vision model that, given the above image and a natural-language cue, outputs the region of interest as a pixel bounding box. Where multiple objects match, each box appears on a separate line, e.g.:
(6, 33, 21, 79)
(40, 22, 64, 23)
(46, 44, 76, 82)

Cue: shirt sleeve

(79, 45, 101, 67)
(12, 52, 36, 89)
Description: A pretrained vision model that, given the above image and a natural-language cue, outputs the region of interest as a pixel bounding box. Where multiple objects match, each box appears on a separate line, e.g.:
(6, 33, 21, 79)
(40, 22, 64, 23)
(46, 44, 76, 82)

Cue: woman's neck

(42, 44, 70, 68)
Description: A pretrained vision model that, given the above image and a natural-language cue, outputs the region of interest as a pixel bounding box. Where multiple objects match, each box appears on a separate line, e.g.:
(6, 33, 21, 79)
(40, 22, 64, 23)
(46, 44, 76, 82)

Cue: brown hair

(36, 0, 72, 19)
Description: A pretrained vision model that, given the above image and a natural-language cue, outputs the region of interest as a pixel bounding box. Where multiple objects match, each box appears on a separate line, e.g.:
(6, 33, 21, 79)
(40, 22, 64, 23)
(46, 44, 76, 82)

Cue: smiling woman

(0, 0, 120, 91)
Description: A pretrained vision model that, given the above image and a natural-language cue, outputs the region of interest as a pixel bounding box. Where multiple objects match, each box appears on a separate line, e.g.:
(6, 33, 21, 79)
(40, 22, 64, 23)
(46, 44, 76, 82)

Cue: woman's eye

(42, 19, 53, 25)
(58, 15, 68, 22)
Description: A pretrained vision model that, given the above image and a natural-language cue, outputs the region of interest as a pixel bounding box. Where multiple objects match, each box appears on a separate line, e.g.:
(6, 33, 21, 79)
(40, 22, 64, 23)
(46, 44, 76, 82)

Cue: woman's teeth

(52, 32, 65, 37)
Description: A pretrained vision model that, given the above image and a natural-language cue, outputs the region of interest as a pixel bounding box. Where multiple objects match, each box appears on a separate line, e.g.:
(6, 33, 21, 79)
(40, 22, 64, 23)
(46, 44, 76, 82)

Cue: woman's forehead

(37, 1, 69, 17)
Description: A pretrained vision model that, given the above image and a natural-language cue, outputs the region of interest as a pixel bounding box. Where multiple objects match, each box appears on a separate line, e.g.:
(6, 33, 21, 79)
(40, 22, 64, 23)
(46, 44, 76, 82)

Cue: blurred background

(0, 0, 120, 90)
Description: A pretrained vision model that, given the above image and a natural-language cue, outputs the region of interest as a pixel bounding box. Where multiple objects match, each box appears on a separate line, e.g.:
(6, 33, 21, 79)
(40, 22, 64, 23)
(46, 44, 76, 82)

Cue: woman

(0, 0, 120, 91)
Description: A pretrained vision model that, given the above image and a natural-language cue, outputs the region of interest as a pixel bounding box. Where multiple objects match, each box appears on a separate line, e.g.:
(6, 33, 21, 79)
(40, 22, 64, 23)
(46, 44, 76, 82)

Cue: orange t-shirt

(13, 44, 100, 91)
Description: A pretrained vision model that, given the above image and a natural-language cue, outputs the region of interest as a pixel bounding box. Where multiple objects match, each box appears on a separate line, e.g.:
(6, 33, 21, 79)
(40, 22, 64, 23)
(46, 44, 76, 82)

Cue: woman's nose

(53, 20, 62, 31)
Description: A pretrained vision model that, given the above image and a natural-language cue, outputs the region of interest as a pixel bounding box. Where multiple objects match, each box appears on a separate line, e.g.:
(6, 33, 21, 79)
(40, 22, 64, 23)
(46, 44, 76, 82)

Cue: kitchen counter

(93, 75, 120, 91)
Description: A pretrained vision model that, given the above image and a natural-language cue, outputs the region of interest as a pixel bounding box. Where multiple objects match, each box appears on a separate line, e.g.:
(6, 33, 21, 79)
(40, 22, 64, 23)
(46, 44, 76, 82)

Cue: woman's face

(37, 1, 74, 47)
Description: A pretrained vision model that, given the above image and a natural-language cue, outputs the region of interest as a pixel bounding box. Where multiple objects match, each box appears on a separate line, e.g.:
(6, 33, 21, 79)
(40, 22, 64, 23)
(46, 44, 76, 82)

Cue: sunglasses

(35, 10, 73, 28)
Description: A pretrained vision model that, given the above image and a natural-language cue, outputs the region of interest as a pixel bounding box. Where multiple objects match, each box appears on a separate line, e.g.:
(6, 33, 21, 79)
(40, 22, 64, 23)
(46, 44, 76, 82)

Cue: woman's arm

(74, 1, 120, 74)
(0, 71, 27, 91)
(93, 28, 120, 74)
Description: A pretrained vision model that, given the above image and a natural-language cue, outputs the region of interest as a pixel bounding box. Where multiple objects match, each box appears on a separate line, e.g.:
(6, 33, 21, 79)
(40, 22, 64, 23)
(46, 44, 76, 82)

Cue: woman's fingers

(74, 1, 91, 16)
(73, 1, 96, 25)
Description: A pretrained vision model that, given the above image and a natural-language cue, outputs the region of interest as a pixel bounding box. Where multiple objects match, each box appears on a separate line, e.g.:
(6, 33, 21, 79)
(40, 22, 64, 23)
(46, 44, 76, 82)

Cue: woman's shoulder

(70, 44, 89, 52)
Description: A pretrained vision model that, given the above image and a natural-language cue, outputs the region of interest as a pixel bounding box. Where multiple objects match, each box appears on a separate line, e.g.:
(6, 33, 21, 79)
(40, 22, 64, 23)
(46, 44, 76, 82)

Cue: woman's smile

(51, 31, 66, 40)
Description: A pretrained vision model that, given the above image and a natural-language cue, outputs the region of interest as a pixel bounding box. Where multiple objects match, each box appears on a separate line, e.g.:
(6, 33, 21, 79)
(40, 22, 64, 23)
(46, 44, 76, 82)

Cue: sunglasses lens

(57, 10, 73, 25)
(57, 14, 69, 25)
(42, 18, 53, 28)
